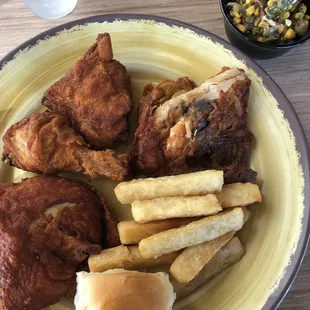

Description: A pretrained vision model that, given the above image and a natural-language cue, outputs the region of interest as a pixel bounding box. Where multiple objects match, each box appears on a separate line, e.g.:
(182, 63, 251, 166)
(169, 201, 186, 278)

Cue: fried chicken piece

(42, 33, 131, 149)
(132, 77, 197, 174)
(2, 112, 129, 181)
(132, 67, 257, 183)
(0, 175, 120, 310)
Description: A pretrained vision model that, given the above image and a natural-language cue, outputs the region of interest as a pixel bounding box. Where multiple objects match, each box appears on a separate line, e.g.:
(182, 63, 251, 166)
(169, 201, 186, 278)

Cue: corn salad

(227, 0, 309, 44)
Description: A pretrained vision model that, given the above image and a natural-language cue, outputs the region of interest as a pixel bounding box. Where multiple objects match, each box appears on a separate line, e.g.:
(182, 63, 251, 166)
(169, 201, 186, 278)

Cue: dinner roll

(75, 269, 176, 310)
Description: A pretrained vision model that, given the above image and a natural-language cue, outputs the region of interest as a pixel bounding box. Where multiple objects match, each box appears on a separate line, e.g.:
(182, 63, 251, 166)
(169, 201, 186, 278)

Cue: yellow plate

(0, 15, 309, 310)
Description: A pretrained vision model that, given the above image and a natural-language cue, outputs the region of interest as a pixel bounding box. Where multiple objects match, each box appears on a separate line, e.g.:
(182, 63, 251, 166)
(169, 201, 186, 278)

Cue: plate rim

(0, 13, 309, 310)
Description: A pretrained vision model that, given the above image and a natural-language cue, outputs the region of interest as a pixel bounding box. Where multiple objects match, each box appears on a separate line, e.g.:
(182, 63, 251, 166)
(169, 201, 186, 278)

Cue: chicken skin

(132, 67, 257, 183)
(2, 112, 129, 181)
(42, 33, 131, 149)
(0, 175, 120, 310)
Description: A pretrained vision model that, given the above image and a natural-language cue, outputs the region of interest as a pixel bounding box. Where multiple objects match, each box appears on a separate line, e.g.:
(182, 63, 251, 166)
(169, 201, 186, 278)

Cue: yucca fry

(124, 246, 180, 269)
(170, 208, 249, 284)
(88, 245, 130, 272)
(132, 195, 221, 223)
(217, 182, 262, 208)
(242, 206, 251, 222)
(114, 170, 224, 204)
(89, 244, 180, 272)
(139, 207, 244, 259)
(118, 218, 200, 245)
(172, 237, 245, 299)
(170, 231, 235, 283)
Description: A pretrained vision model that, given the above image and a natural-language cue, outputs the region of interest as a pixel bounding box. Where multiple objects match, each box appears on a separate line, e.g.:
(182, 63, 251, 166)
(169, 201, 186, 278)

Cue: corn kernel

(245, 0, 253, 4)
(246, 5, 255, 16)
(278, 24, 285, 34)
(267, 0, 277, 7)
(294, 12, 304, 20)
(285, 28, 296, 40)
(258, 20, 269, 29)
(305, 15, 310, 21)
(233, 17, 241, 24)
(233, 10, 241, 18)
(299, 4, 307, 14)
(254, 8, 260, 16)
(257, 37, 264, 42)
(280, 12, 290, 20)
(237, 24, 246, 32)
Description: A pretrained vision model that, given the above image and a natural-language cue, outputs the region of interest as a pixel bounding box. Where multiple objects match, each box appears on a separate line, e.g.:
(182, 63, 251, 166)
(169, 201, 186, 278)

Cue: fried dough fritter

(0, 175, 119, 310)
(132, 67, 257, 183)
(42, 33, 131, 149)
(2, 111, 129, 181)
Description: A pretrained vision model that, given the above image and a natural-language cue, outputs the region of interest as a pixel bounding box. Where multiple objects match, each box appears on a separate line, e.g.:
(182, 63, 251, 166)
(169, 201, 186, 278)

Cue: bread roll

(75, 269, 176, 310)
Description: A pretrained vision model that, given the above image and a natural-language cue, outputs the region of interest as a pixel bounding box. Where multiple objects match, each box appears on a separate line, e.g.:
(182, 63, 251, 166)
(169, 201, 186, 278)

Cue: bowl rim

(0, 13, 309, 310)
(219, 0, 310, 49)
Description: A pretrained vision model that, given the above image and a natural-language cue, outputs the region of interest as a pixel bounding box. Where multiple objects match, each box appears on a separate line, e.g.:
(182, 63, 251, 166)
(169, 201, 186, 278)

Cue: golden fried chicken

(2, 111, 129, 181)
(132, 77, 197, 173)
(42, 33, 131, 149)
(0, 175, 120, 310)
(132, 67, 257, 183)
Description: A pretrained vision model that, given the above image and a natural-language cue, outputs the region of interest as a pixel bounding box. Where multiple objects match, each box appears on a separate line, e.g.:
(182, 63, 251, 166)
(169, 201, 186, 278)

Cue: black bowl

(220, 0, 310, 59)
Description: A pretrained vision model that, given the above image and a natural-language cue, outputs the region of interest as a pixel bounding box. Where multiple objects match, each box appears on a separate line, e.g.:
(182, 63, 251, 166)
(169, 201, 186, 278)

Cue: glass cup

(23, 0, 78, 19)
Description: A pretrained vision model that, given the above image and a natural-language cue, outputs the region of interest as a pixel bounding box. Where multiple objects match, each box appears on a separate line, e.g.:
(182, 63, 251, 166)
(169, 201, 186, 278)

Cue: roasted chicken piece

(2, 112, 129, 181)
(42, 33, 131, 149)
(0, 175, 120, 310)
(132, 67, 257, 183)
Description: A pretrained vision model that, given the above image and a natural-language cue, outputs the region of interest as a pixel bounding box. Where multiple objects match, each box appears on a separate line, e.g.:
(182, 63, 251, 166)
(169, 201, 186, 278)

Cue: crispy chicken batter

(42, 33, 131, 149)
(2, 112, 129, 181)
(132, 77, 197, 174)
(132, 67, 257, 183)
(0, 175, 120, 310)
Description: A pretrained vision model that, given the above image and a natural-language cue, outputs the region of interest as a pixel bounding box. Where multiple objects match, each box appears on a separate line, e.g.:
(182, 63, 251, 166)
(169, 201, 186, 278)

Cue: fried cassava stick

(115, 170, 224, 204)
(139, 207, 244, 259)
